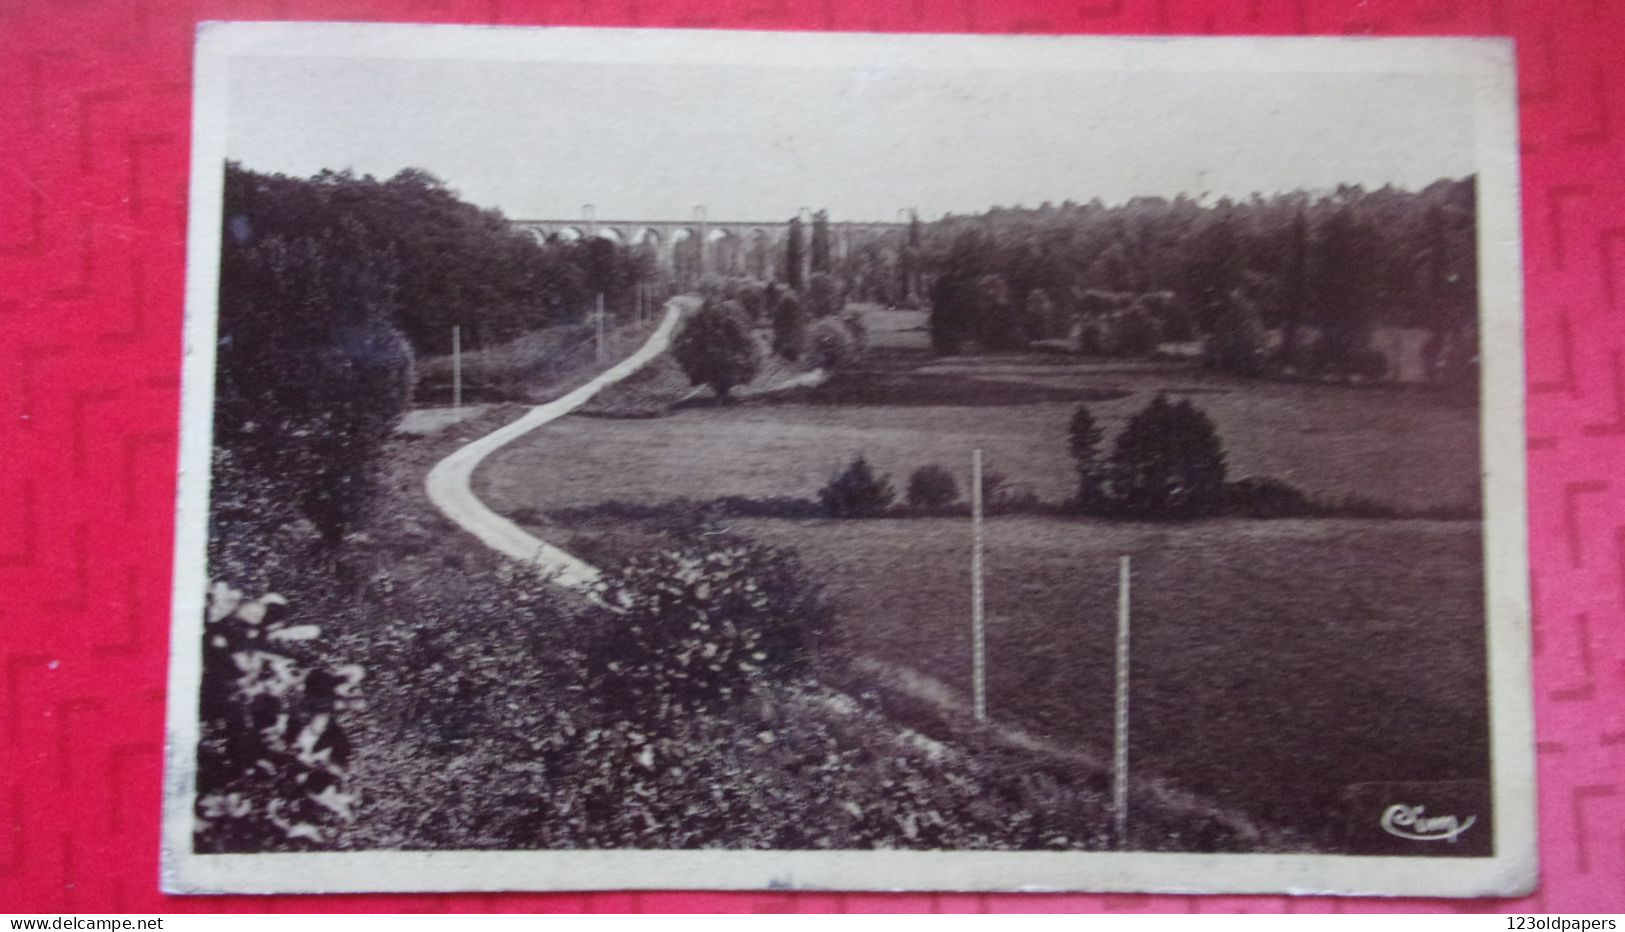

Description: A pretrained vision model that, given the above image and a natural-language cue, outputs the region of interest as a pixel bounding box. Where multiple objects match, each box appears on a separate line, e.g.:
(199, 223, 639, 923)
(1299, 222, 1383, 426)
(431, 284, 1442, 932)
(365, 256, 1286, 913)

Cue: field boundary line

(424, 298, 691, 589)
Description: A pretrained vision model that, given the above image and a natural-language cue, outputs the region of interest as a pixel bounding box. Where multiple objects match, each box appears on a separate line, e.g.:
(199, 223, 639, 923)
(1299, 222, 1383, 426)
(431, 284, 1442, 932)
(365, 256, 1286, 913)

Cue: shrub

(771, 291, 809, 362)
(819, 455, 896, 518)
(195, 583, 365, 852)
(988, 482, 1040, 510)
(1222, 476, 1311, 518)
(810, 316, 859, 370)
(906, 465, 960, 508)
(1203, 295, 1269, 376)
(673, 299, 761, 399)
(977, 469, 1006, 504)
(582, 534, 833, 719)
(1105, 394, 1228, 519)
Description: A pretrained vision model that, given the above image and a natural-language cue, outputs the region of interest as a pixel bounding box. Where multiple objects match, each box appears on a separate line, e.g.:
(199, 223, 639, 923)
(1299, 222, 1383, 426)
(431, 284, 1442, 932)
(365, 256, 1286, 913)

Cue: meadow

(473, 309, 1489, 851)
(478, 339, 1480, 514)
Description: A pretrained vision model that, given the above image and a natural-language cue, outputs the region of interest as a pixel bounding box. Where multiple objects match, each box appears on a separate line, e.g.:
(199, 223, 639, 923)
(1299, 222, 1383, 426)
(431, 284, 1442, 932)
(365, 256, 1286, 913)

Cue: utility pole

(452, 325, 462, 411)
(1114, 554, 1132, 848)
(596, 292, 605, 362)
(971, 448, 987, 723)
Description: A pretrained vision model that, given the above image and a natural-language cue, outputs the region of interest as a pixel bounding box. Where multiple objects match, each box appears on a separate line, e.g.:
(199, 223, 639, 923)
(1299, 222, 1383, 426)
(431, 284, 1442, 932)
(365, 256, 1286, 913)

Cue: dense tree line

(214, 162, 654, 549)
(919, 179, 1478, 375)
(222, 163, 653, 353)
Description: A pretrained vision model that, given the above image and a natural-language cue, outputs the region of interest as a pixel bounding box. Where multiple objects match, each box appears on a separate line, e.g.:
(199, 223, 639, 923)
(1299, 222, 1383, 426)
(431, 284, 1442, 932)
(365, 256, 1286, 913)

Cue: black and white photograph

(163, 24, 1533, 896)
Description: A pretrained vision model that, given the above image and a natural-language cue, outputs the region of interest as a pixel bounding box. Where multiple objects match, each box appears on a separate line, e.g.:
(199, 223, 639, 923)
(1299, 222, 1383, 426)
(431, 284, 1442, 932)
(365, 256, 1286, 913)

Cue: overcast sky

(226, 54, 1475, 223)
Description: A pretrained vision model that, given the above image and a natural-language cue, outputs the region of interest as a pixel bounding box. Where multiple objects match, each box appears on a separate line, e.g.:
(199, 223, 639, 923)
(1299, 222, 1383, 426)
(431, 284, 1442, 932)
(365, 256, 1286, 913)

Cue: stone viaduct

(512, 210, 909, 280)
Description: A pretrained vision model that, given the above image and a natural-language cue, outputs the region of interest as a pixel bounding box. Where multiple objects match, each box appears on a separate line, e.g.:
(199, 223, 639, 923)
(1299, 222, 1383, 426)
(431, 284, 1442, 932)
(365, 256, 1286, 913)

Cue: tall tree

(900, 210, 922, 304)
(1181, 202, 1246, 333)
(810, 209, 832, 274)
(785, 216, 805, 292)
(1278, 199, 1311, 365)
(1307, 204, 1382, 373)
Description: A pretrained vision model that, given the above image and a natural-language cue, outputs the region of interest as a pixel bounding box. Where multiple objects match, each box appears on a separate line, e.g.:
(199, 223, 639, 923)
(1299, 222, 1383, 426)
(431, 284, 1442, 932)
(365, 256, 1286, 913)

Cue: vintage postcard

(163, 23, 1534, 896)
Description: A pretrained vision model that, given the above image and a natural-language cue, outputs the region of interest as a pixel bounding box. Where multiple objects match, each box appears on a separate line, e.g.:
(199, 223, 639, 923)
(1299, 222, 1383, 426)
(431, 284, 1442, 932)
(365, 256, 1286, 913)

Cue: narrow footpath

(423, 297, 690, 590)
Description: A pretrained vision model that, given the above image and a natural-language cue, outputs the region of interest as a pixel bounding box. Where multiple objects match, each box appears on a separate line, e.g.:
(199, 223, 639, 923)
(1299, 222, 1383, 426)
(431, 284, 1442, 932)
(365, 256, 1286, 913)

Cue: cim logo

(1380, 803, 1477, 843)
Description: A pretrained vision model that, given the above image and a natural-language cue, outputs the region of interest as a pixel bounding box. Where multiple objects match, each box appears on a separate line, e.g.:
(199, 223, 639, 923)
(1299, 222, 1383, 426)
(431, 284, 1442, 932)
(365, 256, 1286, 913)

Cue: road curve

(424, 298, 690, 591)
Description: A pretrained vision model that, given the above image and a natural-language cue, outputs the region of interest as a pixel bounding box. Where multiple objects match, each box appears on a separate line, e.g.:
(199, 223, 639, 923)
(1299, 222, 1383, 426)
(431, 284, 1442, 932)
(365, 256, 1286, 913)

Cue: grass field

(479, 344, 1479, 513)
(730, 514, 1487, 850)
(472, 314, 1489, 851)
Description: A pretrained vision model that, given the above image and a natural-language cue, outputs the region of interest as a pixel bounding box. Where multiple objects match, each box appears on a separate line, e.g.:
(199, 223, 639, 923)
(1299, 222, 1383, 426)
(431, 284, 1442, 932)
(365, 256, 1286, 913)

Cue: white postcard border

(162, 22, 1535, 898)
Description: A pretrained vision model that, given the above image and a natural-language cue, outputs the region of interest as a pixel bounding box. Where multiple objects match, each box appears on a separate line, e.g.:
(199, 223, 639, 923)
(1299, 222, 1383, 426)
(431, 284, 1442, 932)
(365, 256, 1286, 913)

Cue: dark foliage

(911, 178, 1478, 382)
(222, 163, 652, 353)
(1104, 394, 1228, 519)
(810, 209, 833, 274)
(1203, 294, 1270, 376)
(1067, 406, 1107, 510)
(810, 316, 861, 370)
(673, 299, 762, 399)
(819, 455, 897, 518)
(195, 584, 364, 852)
(582, 532, 835, 720)
(785, 216, 805, 292)
(771, 291, 809, 362)
(1304, 204, 1382, 375)
(805, 270, 844, 318)
(1221, 477, 1312, 518)
(906, 464, 961, 508)
(1020, 289, 1064, 342)
(1113, 300, 1162, 356)
(215, 214, 416, 545)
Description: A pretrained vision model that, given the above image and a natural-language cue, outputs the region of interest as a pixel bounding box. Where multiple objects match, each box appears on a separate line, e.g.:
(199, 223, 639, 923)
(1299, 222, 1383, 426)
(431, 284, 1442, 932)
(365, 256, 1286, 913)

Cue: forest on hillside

(827, 179, 1479, 381)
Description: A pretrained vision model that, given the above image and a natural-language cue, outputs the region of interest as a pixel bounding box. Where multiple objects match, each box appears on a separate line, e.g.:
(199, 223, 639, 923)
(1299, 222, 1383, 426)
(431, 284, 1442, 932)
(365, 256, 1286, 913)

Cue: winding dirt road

(424, 298, 690, 590)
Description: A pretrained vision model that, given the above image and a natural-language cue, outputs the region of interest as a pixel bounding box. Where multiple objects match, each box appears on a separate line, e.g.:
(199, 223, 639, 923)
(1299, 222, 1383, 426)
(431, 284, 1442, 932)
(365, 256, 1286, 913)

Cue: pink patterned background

(1, 0, 1620, 914)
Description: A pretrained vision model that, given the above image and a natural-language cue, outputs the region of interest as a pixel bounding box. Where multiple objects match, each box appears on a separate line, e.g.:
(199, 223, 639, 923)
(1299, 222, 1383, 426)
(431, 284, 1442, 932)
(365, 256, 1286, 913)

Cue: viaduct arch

(512, 215, 910, 281)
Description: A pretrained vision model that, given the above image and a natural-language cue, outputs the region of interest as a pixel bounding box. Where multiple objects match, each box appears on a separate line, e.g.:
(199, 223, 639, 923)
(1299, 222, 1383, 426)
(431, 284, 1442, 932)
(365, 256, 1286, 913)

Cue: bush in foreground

(582, 533, 834, 720)
(195, 583, 365, 852)
(819, 455, 896, 518)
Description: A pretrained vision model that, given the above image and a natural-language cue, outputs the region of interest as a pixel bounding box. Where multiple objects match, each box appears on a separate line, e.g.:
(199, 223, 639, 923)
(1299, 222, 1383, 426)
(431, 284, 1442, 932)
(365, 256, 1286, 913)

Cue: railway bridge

(512, 210, 910, 280)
